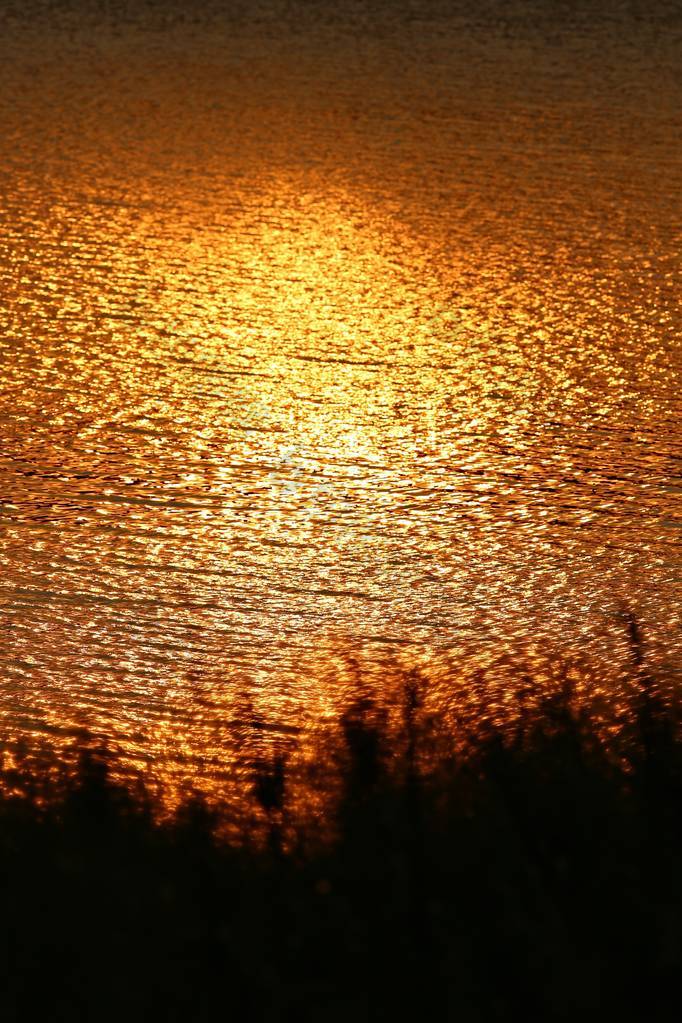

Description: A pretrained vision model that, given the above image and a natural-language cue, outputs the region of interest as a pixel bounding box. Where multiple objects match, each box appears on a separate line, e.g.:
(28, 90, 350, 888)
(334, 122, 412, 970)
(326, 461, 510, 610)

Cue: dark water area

(0, 0, 680, 792)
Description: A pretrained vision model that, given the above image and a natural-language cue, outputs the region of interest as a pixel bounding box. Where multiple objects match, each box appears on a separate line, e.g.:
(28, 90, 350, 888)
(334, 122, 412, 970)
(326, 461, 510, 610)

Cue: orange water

(1, 1, 680, 795)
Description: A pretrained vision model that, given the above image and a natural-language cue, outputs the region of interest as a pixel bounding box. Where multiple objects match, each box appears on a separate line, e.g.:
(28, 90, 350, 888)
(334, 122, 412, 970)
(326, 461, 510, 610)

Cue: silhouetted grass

(0, 637, 680, 1021)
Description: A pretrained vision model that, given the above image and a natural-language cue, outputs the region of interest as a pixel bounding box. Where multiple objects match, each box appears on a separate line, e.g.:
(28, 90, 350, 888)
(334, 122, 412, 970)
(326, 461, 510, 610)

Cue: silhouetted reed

(0, 634, 680, 1022)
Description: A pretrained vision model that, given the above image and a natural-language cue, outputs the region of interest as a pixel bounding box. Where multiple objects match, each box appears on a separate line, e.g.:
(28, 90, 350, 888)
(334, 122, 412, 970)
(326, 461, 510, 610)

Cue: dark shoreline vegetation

(1, 622, 680, 1021)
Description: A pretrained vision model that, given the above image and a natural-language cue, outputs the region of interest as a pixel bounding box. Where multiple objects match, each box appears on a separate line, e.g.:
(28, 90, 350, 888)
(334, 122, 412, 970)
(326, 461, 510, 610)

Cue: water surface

(1, 0, 680, 789)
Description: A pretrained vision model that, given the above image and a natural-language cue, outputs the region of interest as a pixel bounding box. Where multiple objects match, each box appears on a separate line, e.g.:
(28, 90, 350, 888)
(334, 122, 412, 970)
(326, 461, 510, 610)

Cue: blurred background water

(0, 0, 680, 790)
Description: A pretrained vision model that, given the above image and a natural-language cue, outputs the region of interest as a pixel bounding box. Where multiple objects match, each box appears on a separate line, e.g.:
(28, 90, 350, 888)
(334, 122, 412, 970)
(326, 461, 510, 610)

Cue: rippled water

(1, 1, 680, 789)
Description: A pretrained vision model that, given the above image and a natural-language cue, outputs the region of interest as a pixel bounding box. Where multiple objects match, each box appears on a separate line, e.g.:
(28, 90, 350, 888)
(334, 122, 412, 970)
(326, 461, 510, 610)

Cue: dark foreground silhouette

(1, 650, 680, 1022)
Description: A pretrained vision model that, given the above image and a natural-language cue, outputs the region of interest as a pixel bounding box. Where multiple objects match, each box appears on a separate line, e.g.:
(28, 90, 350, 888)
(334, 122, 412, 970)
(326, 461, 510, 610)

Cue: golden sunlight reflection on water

(0, 1, 680, 800)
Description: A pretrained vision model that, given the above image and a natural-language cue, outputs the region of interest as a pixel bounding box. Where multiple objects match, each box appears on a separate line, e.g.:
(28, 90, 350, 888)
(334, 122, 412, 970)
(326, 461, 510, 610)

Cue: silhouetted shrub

(0, 644, 680, 1022)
